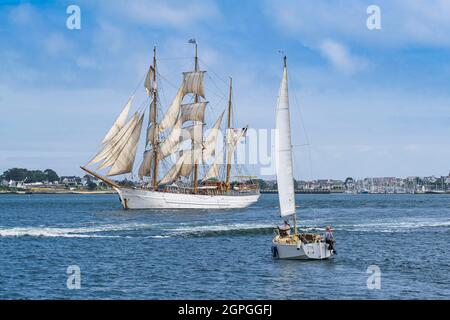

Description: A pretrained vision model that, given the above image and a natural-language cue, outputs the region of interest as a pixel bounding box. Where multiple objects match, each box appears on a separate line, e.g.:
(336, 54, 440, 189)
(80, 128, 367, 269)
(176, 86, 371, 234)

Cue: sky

(1, 0, 450, 180)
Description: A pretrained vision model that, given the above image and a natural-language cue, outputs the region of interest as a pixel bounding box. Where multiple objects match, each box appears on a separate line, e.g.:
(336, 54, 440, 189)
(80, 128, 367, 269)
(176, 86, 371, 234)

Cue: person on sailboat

(278, 220, 291, 237)
(323, 226, 336, 254)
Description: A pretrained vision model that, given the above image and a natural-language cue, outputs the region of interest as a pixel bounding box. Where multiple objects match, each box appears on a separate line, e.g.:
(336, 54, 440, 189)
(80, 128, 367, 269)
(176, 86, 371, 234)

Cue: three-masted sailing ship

(81, 42, 260, 209)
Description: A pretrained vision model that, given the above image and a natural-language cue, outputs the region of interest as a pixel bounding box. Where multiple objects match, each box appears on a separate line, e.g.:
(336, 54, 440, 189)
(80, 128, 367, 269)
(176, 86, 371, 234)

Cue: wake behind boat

(81, 41, 259, 209)
(271, 56, 336, 260)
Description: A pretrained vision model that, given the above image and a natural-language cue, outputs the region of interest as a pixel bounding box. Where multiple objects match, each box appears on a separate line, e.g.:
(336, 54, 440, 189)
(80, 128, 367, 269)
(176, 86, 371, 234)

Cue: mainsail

(275, 58, 295, 217)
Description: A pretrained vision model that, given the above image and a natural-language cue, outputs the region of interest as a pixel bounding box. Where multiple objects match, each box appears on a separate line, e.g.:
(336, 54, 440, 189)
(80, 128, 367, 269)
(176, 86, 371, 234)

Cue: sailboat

(271, 56, 334, 260)
(81, 42, 260, 209)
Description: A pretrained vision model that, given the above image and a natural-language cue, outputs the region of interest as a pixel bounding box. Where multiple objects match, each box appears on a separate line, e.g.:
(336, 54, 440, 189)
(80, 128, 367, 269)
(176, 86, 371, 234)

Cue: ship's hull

(114, 187, 260, 209)
(272, 236, 334, 260)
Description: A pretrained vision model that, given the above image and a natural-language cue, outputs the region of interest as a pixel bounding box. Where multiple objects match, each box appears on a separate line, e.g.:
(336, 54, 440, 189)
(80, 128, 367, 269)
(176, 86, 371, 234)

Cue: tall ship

(81, 41, 260, 209)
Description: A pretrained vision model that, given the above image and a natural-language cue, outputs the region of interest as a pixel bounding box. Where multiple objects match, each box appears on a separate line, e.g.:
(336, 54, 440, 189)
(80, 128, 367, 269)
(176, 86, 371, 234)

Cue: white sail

(159, 119, 182, 159)
(159, 85, 184, 132)
(138, 150, 153, 179)
(275, 60, 295, 217)
(145, 124, 157, 147)
(183, 71, 206, 98)
(179, 148, 202, 177)
(101, 97, 133, 144)
(180, 102, 207, 123)
(107, 114, 144, 176)
(181, 123, 203, 145)
(226, 127, 247, 146)
(87, 113, 139, 167)
(203, 126, 246, 181)
(203, 111, 224, 160)
(159, 153, 185, 185)
(202, 152, 223, 181)
(97, 114, 141, 169)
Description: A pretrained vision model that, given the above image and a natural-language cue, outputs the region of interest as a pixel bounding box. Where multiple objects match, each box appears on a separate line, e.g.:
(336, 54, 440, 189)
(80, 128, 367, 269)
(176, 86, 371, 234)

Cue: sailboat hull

(272, 239, 334, 260)
(115, 187, 260, 210)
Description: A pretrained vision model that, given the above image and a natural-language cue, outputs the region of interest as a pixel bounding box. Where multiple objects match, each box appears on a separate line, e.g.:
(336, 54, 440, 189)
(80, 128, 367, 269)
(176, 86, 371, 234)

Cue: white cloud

(8, 3, 36, 26)
(44, 33, 71, 55)
(102, 0, 219, 28)
(319, 39, 368, 74)
(264, 0, 450, 48)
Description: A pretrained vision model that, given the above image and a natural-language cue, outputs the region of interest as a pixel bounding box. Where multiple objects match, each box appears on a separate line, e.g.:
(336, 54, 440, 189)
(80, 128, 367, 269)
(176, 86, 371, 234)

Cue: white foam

(0, 222, 158, 238)
(335, 219, 450, 232)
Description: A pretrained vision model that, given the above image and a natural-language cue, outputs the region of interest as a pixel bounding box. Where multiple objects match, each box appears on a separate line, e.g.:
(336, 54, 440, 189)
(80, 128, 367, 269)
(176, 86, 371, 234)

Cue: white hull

(115, 187, 260, 209)
(272, 238, 334, 260)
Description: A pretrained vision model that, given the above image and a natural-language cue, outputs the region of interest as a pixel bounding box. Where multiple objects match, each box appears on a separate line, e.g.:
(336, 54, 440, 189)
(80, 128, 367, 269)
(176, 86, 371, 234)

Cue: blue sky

(1, 0, 450, 180)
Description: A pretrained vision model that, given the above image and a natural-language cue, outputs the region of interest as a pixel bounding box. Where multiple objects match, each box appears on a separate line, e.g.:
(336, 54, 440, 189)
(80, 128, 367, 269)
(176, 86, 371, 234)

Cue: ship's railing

(161, 186, 260, 196)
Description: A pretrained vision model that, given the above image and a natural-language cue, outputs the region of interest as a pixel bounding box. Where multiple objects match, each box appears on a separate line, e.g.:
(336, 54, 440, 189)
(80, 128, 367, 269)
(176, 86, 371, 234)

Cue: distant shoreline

(0, 190, 116, 195)
(1, 190, 449, 196)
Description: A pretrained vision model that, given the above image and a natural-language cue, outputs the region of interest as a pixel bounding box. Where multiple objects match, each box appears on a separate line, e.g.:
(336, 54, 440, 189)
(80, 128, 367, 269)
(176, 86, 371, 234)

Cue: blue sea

(0, 193, 449, 299)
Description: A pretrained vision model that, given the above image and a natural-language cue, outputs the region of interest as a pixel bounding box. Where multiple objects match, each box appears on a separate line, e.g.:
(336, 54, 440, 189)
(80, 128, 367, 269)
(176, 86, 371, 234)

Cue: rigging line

(157, 57, 193, 61)
(197, 57, 229, 86)
(157, 72, 179, 91)
(289, 72, 318, 216)
(205, 73, 227, 99)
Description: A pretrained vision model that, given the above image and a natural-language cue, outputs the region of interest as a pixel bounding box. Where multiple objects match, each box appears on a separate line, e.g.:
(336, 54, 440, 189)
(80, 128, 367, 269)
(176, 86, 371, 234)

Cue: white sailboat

(271, 56, 335, 260)
(81, 42, 260, 209)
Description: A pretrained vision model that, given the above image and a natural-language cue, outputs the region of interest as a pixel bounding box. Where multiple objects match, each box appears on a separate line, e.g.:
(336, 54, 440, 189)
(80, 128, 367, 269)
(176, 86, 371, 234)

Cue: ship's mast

(193, 42, 200, 193)
(151, 46, 159, 190)
(225, 77, 233, 190)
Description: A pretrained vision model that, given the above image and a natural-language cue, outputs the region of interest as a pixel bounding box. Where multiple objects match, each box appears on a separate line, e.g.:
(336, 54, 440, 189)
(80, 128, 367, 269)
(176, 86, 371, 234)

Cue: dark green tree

(44, 169, 59, 182)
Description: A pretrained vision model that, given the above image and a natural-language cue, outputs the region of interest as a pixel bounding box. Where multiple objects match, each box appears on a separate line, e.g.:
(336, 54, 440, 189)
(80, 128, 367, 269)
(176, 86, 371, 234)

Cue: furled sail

(159, 85, 184, 132)
(101, 97, 133, 144)
(183, 71, 206, 98)
(138, 150, 153, 179)
(87, 113, 139, 167)
(107, 114, 144, 176)
(275, 60, 295, 217)
(179, 102, 207, 124)
(144, 66, 155, 96)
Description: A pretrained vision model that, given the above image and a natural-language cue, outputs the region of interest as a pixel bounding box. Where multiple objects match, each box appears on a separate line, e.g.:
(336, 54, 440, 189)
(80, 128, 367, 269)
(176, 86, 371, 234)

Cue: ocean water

(0, 193, 449, 300)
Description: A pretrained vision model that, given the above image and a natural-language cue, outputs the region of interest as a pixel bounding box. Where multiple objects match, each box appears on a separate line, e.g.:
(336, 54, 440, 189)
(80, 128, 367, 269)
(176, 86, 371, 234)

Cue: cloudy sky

(1, 0, 450, 180)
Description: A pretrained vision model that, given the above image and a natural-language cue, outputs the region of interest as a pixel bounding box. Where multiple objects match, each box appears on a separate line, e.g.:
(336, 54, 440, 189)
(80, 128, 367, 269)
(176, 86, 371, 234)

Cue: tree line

(0, 168, 59, 183)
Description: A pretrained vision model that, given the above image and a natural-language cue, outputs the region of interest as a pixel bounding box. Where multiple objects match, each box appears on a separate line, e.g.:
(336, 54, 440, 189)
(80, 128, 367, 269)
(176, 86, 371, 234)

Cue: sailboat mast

(193, 42, 200, 193)
(283, 55, 297, 234)
(225, 77, 233, 190)
(151, 46, 159, 190)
